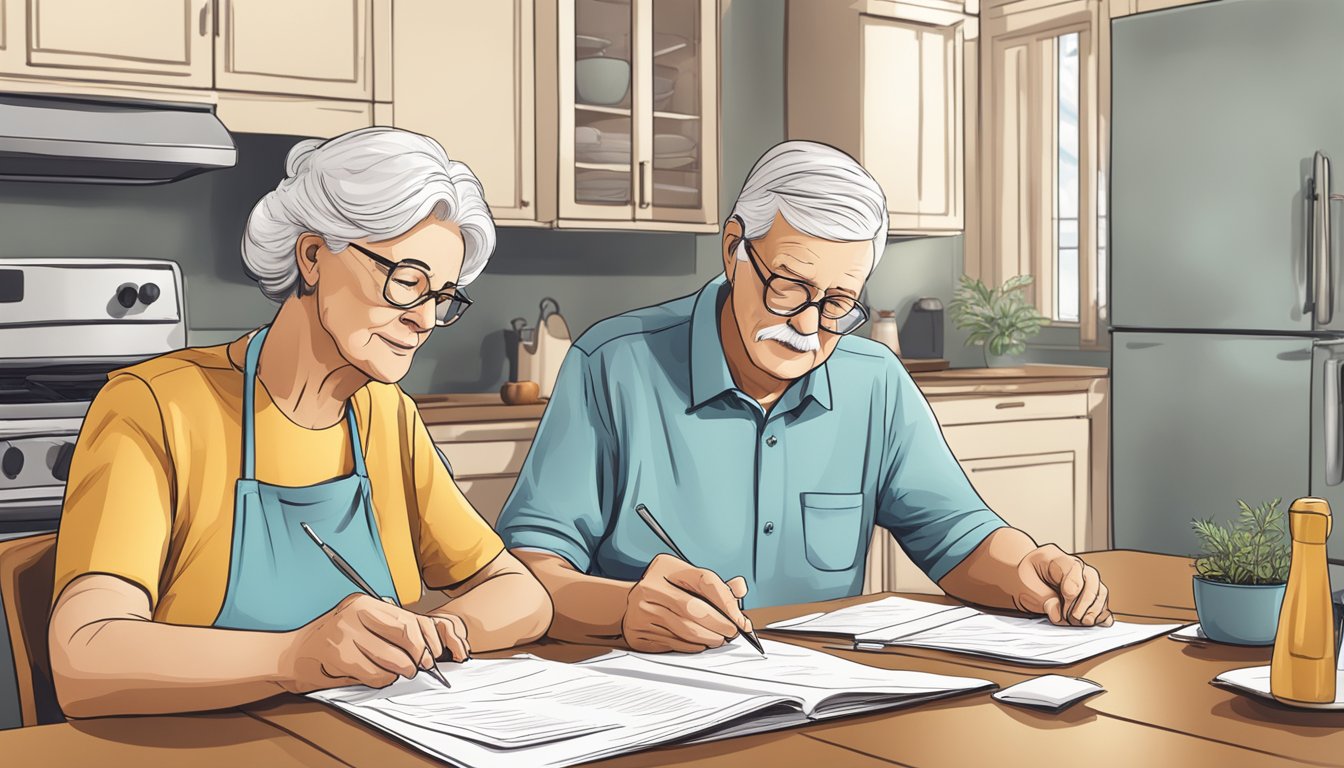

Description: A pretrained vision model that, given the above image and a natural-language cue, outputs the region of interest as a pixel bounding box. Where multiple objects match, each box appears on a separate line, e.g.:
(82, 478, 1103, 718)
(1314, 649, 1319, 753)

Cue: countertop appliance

(0, 258, 186, 540)
(1110, 0, 1344, 564)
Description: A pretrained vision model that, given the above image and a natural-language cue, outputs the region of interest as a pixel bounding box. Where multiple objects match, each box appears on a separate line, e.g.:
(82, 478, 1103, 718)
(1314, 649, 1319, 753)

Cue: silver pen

(300, 521, 454, 689)
(634, 504, 767, 657)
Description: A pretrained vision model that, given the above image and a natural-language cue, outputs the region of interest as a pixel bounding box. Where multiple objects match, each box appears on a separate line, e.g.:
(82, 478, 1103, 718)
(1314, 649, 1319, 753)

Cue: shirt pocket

(800, 492, 866, 572)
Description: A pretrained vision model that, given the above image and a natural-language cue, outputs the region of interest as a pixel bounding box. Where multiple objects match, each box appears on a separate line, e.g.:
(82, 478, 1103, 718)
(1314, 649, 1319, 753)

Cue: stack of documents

(766, 596, 1183, 666)
(309, 639, 993, 767)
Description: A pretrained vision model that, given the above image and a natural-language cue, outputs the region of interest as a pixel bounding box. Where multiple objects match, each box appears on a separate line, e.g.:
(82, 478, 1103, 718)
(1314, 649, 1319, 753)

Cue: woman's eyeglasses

(347, 242, 473, 327)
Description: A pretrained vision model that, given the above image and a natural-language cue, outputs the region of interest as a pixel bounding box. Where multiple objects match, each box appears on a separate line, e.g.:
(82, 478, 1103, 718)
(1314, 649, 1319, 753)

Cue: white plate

(654, 133, 695, 155)
(655, 155, 697, 170)
(576, 150, 631, 164)
(575, 34, 611, 56)
(653, 181, 698, 195)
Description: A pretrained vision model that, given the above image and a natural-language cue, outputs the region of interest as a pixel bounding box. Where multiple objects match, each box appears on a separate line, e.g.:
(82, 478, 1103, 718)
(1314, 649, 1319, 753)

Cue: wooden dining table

(4, 550, 1341, 767)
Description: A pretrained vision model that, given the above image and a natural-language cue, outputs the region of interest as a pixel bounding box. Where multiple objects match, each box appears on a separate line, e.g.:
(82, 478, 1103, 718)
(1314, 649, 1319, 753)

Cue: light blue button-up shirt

(497, 276, 1007, 608)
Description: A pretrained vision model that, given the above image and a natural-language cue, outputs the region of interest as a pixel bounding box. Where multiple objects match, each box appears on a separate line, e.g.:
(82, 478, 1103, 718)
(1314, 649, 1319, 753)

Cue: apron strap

(241, 326, 269, 480)
(347, 399, 368, 478)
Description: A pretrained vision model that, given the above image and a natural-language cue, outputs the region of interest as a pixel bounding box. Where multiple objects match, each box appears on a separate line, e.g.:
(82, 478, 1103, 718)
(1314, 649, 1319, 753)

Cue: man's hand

(1013, 544, 1114, 627)
(277, 594, 470, 693)
(622, 554, 754, 653)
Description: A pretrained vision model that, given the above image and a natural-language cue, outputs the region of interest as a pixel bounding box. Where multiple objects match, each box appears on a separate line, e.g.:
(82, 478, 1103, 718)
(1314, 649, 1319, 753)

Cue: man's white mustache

(756, 323, 821, 353)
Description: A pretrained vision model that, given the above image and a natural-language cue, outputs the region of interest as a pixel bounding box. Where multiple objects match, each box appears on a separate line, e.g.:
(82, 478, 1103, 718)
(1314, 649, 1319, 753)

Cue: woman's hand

(277, 594, 471, 693)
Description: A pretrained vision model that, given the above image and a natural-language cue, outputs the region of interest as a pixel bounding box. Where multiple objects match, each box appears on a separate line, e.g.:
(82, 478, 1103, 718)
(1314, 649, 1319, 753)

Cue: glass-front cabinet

(551, 0, 718, 231)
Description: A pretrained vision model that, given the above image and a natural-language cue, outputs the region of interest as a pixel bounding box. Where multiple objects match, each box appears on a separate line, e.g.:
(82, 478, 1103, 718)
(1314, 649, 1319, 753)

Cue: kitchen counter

(912, 364, 1108, 396)
(413, 365, 1110, 424)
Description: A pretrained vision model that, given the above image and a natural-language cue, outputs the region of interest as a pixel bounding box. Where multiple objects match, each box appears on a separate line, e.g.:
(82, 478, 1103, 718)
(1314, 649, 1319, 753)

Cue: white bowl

(576, 57, 631, 106)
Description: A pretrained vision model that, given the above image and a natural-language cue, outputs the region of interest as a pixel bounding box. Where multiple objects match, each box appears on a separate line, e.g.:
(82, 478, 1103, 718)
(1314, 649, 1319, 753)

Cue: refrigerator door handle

(1328, 355, 1344, 486)
(1313, 151, 1333, 325)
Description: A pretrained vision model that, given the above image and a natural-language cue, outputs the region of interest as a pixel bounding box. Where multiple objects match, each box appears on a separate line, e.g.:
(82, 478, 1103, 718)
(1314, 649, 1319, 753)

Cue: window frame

(971, 0, 1108, 348)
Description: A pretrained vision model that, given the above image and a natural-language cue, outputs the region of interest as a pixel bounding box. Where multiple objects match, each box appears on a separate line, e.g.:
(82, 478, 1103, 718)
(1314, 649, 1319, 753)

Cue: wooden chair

(0, 533, 62, 726)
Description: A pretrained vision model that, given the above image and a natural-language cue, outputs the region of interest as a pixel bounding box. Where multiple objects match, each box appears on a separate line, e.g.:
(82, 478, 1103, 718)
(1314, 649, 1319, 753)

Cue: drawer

(436, 440, 531, 478)
(927, 392, 1088, 426)
(427, 419, 539, 443)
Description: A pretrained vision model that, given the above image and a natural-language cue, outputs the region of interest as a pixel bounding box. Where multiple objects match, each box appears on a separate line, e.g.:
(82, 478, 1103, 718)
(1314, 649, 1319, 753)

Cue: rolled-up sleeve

(497, 347, 614, 573)
(875, 360, 1008, 584)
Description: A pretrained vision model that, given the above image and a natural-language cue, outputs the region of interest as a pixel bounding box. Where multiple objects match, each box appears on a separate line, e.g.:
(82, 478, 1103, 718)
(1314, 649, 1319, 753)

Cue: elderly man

(497, 141, 1113, 653)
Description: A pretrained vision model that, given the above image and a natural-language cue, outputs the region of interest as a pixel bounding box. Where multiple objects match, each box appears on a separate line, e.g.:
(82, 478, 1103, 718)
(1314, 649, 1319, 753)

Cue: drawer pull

(995, 401, 1027, 409)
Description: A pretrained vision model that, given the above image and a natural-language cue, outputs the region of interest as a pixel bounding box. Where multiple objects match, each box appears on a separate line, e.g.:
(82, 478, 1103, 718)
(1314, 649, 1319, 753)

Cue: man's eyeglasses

(347, 242, 473, 327)
(737, 235, 869, 336)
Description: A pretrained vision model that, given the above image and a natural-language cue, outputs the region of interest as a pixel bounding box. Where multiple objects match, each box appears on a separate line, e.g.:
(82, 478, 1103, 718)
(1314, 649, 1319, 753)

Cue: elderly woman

(48, 127, 552, 718)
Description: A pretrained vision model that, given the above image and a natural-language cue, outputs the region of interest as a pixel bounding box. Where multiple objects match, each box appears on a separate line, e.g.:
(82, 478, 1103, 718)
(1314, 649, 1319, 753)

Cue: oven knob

(1, 445, 22, 480)
(52, 442, 76, 483)
(117, 285, 139, 309)
(138, 282, 161, 306)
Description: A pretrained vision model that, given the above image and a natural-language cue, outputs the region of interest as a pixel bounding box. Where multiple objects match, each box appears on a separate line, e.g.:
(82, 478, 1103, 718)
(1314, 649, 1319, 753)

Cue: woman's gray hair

(730, 140, 888, 268)
(242, 126, 496, 303)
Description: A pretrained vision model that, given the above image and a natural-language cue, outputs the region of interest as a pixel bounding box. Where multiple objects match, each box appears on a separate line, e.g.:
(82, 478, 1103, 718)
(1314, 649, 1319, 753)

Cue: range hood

(0, 94, 237, 184)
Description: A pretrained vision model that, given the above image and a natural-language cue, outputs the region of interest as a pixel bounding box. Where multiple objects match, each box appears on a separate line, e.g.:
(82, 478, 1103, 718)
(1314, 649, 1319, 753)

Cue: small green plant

(948, 274, 1049, 357)
(1191, 498, 1291, 585)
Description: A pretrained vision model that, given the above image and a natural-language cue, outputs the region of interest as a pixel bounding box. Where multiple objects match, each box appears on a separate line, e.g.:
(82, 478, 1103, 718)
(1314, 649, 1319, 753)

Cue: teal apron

(214, 326, 399, 631)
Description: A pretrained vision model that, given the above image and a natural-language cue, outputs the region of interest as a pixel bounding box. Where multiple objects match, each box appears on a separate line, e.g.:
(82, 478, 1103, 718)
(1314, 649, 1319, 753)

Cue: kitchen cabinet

(1109, 0, 1207, 17)
(787, 0, 968, 236)
(215, 0, 385, 101)
(393, 0, 537, 223)
(3, 0, 214, 87)
(536, 0, 720, 232)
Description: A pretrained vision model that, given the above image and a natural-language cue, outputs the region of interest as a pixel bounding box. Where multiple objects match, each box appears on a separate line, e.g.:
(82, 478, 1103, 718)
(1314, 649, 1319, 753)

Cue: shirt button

(766, 435, 778, 447)
(763, 522, 775, 535)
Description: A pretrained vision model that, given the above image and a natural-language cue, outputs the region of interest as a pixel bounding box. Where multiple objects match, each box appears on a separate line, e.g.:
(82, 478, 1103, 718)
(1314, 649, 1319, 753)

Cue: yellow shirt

(52, 331, 504, 626)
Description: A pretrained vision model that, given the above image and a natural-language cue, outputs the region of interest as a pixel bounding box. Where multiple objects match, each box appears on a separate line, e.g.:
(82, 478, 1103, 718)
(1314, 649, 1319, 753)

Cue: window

(1055, 32, 1080, 323)
(974, 0, 1108, 346)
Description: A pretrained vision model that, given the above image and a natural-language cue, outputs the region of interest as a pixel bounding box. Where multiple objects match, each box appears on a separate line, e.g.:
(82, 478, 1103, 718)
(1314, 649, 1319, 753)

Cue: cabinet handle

(520, 199, 530, 208)
(198, 2, 209, 36)
(638, 161, 651, 209)
(215, 0, 222, 37)
(994, 401, 1026, 409)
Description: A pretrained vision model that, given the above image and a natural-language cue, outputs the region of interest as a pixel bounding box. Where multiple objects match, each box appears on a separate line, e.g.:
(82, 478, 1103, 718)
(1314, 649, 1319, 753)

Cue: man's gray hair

(242, 126, 496, 303)
(729, 140, 888, 268)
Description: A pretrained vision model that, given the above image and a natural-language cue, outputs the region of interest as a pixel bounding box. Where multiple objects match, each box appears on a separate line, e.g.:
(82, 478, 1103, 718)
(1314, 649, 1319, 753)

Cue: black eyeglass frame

(731, 219, 870, 336)
(347, 242, 474, 327)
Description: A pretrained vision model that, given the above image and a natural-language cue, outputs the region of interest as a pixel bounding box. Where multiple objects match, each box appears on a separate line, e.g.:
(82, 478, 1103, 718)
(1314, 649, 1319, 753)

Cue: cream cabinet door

(394, 0, 536, 220)
(861, 15, 964, 233)
(215, 0, 374, 100)
(889, 416, 1091, 594)
(16, 0, 214, 87)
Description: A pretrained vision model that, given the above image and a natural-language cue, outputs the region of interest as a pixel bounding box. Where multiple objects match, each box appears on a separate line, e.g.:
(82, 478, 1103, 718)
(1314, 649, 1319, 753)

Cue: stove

(0, 258, 186, 537)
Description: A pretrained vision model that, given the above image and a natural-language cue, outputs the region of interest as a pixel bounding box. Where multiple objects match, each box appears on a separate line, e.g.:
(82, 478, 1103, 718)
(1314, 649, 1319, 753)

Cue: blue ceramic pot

(1192, 576, 1286, 646)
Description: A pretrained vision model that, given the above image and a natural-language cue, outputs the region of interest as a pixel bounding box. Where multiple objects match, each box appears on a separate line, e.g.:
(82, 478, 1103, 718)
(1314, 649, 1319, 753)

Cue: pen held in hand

(633, 504, 767, 657)
(300, 521, 455, 690)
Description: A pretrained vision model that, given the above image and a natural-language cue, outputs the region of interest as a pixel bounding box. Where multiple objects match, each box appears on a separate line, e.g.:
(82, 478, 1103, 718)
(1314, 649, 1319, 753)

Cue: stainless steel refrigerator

(1111, 0, 1344, 562)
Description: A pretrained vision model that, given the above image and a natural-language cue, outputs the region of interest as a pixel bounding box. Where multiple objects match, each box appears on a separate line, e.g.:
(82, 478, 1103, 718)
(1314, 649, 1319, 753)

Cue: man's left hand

(1013, 544, 1114, 627)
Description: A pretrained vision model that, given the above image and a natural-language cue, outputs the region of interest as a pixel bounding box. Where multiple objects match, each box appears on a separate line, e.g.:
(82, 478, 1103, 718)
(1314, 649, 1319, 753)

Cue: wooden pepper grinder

(1271, 497, 1336, 706)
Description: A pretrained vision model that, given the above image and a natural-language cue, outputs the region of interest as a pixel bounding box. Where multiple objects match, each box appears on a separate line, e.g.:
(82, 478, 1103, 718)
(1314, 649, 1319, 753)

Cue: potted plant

(1190, 498, 1291, 645)
(948, 274, 1049, 367)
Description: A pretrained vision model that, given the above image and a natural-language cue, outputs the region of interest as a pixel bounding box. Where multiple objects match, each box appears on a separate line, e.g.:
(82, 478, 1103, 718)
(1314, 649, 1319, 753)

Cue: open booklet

(765, 596, 1186, 666)
(308, 638, 994, 768)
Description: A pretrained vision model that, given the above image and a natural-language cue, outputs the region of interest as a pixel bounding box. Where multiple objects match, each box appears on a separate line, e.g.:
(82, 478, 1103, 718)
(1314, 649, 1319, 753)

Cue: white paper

(877, 612, 1182, 666)
(991, 674, 1103, 709)
(311, 655, 788, 768)
(1214, 665, 1344, 709)
(584, 639, 993, 716)
(766, 596, 972, 638)
(1167, 623, 1206, 643)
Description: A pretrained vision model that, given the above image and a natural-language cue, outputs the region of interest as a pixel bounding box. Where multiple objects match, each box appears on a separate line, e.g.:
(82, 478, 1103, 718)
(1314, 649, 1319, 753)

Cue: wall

(0, 0, 1021, 393)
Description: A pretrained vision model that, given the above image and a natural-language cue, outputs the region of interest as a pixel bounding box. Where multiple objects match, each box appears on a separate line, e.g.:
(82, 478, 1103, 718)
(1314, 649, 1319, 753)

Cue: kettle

(507, 298, 572, 400)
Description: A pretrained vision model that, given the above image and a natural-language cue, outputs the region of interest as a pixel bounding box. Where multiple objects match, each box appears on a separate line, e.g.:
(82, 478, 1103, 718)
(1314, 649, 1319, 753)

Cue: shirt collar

(687, 275, 833, 414)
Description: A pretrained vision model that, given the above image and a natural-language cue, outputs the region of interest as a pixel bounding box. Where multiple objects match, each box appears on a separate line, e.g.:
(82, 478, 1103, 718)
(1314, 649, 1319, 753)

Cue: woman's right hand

(277, 594, 470, 693)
